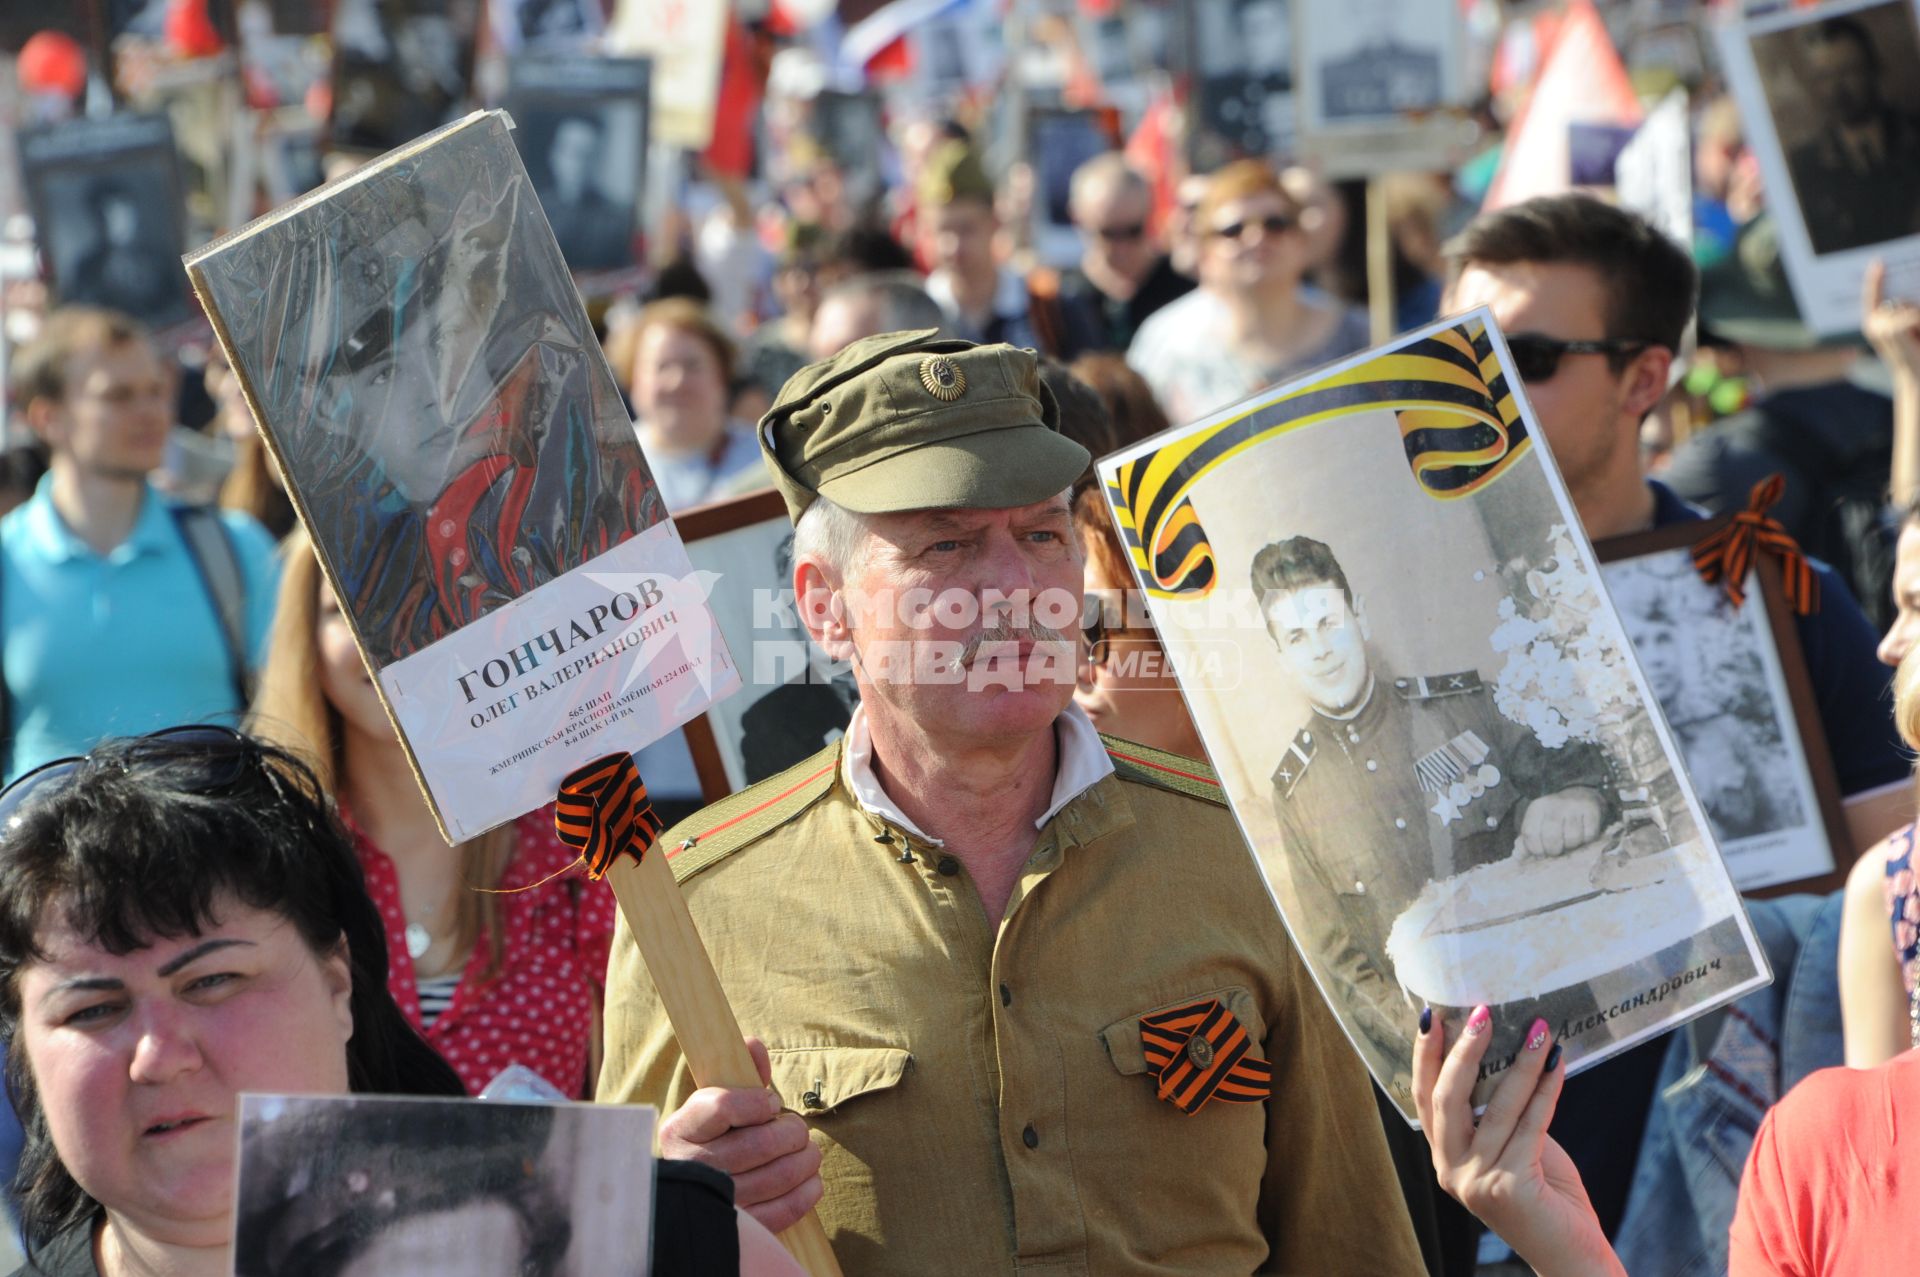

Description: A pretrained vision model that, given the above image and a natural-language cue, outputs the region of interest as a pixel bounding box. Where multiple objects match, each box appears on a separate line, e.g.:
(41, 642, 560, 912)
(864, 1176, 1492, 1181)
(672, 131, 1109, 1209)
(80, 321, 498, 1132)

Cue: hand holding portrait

(1412, 1006, 1623, 1277)
(656, 1035, 826, 1234)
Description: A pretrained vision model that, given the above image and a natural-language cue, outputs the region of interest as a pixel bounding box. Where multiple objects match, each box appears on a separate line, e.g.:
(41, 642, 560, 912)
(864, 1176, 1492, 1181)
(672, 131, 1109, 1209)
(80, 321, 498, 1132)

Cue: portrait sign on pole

(187, 111, 740, 842)
(1292, 0, 1476, 178)
(1097, 312, 1769, 1121)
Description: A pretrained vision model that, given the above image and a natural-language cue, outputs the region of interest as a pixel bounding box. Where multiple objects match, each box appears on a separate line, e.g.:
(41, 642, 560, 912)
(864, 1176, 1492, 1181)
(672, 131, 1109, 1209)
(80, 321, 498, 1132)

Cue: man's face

(1443, 260, 1631, 512)
(1807, 34, 1878, 127)
(37, 339, 171, 480)
(1263, 584, 1371, 716)
(548, 119, 598, 201)
(828, 497, 1083, 747)
(929, 199, 997, 282)
(101, 196, 140, 247)
(1074, 182, 1155, 283)
(1241, 0, 1293, 69)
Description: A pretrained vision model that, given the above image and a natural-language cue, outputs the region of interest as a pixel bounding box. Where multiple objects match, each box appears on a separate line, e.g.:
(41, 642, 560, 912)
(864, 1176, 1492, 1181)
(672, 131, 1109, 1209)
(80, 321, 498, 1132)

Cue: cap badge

(918, 355, 967, 401)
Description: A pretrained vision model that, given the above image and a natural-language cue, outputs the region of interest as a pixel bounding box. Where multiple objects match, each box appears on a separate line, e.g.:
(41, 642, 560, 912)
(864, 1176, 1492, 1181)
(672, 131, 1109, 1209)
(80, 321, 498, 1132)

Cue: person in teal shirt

(1, 308, 279, 782)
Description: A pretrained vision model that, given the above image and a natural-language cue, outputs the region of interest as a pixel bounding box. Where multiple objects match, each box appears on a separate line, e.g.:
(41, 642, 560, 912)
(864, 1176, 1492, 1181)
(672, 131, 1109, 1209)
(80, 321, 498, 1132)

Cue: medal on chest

(1415, 730, 1501, 826)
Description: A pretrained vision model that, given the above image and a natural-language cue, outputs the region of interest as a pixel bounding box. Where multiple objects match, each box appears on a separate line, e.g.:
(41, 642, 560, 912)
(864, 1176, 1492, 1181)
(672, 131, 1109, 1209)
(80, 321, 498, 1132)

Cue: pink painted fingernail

(1525, 1018, 1550, 1051)
(1464, 1005, 1491, 1037)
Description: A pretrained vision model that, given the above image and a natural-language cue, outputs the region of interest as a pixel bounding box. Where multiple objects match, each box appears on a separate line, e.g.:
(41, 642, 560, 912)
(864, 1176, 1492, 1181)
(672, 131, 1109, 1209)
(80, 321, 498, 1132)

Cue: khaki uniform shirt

(599, 734, 1425, 1276)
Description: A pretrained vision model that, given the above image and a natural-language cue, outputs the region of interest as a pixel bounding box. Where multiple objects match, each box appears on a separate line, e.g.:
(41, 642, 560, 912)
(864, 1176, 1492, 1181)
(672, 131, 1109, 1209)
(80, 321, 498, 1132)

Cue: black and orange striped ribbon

(1138, 999, 1273, 1115)
(1690, 474, 1818, 616)
(553, 753, 664, 880)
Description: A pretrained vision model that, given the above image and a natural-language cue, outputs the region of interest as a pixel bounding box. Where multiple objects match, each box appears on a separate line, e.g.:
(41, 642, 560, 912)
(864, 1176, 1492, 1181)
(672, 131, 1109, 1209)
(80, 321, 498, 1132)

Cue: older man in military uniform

(598, 334, 1425, 1274)
(1256, 535, 1616, 1073)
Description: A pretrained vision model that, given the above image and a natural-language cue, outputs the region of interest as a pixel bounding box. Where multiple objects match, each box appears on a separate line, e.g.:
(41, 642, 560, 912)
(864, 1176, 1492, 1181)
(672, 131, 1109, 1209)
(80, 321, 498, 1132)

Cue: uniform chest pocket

(1099, 985, 1270, 1108)
(768, 1045, 913, 1116)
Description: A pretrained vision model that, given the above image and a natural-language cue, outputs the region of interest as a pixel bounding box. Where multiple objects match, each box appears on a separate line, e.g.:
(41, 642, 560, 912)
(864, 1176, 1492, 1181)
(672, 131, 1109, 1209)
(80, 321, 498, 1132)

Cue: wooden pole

(603, 846, 845, 1277)
(1365, 175, 1395, 347)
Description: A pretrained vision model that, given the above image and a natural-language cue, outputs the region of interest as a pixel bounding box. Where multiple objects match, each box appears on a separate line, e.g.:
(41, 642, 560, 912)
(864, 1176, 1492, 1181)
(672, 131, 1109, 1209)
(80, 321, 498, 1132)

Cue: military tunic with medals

(1271, 665, 1616, 1066)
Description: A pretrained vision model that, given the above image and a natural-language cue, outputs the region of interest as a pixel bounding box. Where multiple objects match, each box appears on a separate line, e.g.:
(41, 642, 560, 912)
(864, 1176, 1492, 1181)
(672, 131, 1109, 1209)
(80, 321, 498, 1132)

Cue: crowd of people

(4, 3, 1920, 1276)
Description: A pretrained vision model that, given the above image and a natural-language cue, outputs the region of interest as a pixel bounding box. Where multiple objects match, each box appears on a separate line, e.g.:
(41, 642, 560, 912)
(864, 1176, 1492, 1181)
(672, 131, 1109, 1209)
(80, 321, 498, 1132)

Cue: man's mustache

(958, 620, 1073, 666)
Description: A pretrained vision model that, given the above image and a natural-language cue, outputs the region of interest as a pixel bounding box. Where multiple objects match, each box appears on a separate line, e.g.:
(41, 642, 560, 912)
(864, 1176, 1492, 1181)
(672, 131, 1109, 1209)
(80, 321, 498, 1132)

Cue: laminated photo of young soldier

(1099, 312, 1767, 1121)
(1255, 534, 1617, 1077)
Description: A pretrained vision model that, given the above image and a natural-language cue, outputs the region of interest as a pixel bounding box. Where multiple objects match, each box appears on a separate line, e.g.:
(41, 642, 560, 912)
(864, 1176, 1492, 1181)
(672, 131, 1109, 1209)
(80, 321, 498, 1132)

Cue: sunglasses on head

(1092, 222, 1147, 242)
(1209, 213, 1295, 243)
(0, 725, 264, 840)
(1504, 333, 1654, 383)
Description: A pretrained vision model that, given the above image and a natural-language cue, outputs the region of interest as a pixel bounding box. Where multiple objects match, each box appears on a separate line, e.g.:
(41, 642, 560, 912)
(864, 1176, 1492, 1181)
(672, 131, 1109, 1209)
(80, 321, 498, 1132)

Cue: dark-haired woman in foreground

(0, 727, 463, 1276)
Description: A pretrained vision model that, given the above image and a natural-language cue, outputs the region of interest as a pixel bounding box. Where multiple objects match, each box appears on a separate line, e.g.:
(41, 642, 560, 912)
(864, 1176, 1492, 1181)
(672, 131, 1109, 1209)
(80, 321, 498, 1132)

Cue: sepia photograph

(1099, 313, 1768, 1121)
(18, 112, 193, 329)
(505, 55, 649, 277)
(234, 1094, 654, 1277)
(1717, 0, 1920, 334)
(678, 488, 857, 797)
(1597, 529, 1848, 892)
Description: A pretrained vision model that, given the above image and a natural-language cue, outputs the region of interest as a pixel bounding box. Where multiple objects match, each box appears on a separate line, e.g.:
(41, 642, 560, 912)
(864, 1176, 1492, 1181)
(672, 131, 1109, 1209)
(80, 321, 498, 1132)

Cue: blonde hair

(217, 430, 295, 538)
(1897, 649, 1920, 753)
(251, 531, 514, 981)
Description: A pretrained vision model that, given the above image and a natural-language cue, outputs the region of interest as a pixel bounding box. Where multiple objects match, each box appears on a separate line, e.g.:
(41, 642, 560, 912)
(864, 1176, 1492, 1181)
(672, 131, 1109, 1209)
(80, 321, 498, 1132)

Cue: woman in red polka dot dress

(252, 532, 617, 1097)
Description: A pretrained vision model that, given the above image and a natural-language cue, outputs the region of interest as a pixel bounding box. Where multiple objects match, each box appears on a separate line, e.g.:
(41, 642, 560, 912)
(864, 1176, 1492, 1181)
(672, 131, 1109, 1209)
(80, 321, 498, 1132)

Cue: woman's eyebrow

(155, 937, 254, 977)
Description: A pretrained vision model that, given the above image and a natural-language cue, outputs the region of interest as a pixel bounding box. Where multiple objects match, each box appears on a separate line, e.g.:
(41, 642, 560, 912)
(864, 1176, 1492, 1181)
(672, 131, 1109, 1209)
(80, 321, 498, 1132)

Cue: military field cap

(757, 329, 1091, 523)
(917, 139, 995, 208)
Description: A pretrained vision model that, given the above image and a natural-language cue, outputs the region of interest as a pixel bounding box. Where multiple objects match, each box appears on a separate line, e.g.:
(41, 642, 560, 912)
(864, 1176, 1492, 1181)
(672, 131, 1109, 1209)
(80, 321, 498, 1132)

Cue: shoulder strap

(169, 506, 253, 710)
(1101, 733, 1228, 806)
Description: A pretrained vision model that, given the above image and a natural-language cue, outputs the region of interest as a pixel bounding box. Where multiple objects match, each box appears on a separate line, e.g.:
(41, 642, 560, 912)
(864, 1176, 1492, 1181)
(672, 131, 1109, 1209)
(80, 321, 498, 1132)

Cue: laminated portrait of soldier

(329, 0, 479, 155)
(1190, 0, 1296, 166)
(1099, 313, 1765, 1119)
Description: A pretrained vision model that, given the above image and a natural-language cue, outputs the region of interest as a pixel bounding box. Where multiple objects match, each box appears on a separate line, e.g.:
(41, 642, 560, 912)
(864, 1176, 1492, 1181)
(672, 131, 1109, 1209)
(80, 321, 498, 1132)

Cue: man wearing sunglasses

(1441, 193, 1904, 1251)
(1033, 154, 1193, 361)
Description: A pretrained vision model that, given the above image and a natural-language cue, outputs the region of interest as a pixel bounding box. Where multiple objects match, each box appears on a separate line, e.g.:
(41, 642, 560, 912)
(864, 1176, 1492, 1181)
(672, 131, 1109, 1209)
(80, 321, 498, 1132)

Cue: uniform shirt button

(1354, 880, 1367, 894)
(1022, 1123, 1039, 1149)
(1348, 729, 1360, 743)
(1395, 818, 1407, 830)
(1485, 816, 1498, 829)
(936, 856, 961, 876)
(999, 983, 1012, 1007)
(1366, 759, 1378, 772)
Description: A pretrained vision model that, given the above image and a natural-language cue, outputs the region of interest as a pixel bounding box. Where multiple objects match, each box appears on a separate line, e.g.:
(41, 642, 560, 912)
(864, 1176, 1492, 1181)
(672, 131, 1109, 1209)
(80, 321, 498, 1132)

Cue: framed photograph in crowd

(1595, 520, 1848, 895)
(810, 90, 888, 215)
(329, 0, 480, 154)
(1187, 0, 1296, 170)
(503, 54, 649, 288)
(1292, 0, 1474, 177)
(676, 487, 858, 802)
(1715, 0, 1920, 334)
(233, 1094, 655, 1276)
(18, 112, 194, 330)
(1028, 106, 1120, 270)
(1098, 311, 1768, 1122)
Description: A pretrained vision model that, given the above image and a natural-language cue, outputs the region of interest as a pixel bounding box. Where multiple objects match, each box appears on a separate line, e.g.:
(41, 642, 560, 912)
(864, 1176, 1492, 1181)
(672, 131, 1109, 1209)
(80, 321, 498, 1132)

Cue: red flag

(702, 18, 765, 179)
